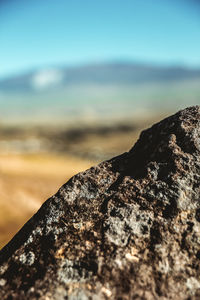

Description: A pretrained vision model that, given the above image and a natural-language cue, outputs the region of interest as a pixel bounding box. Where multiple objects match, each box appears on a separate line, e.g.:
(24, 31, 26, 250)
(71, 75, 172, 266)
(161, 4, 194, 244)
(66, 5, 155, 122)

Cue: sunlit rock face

(1, 106, 200, 299)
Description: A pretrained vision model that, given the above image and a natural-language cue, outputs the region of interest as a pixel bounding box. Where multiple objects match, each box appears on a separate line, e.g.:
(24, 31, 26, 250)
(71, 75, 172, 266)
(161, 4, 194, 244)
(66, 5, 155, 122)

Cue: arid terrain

(0, 153, 94, 248)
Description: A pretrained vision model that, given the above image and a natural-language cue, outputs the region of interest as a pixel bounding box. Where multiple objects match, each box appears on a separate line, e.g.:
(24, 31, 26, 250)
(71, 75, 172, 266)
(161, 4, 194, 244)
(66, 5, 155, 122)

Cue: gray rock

(1, 106, 200, 299)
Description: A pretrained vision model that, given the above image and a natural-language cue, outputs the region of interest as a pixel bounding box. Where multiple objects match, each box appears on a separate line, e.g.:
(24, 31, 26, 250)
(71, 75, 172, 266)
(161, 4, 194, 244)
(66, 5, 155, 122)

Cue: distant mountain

(0, 62, 200, 93)
(0, 62, 200, 125)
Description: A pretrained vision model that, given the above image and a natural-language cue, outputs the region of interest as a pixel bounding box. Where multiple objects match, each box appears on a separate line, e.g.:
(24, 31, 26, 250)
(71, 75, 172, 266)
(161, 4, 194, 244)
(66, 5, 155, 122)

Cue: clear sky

(0, 0, 200, 78)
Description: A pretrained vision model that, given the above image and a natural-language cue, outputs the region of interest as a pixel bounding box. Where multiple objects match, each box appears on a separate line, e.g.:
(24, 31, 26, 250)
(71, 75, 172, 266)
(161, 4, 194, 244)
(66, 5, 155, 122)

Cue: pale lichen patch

(101, 287, 112, 298)
(19, 251, 35, 266)
(186, 277, 200, 294)
(0, 279, 6, 286)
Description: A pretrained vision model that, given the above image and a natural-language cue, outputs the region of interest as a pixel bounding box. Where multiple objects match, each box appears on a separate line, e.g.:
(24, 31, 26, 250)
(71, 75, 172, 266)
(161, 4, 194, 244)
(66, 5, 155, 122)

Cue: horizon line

(1, 58, 200, 81)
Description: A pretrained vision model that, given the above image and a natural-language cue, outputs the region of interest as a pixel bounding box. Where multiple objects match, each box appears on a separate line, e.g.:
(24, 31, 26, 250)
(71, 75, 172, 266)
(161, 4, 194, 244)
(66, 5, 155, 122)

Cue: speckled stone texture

(1, 106, 200, 299)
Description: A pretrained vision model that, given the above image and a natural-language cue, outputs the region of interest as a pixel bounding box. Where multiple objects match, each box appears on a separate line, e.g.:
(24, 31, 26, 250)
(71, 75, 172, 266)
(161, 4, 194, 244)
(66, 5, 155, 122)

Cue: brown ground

(0, 153, 94, 248)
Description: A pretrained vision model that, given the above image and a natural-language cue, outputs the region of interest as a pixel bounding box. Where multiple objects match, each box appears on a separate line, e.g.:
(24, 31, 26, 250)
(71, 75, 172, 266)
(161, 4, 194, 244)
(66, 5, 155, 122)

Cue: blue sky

(0, 0, 200, 78)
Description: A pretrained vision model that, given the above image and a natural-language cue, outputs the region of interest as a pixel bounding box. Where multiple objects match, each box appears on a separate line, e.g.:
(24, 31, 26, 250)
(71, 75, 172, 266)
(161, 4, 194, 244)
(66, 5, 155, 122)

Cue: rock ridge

(1, 106, 200, 299)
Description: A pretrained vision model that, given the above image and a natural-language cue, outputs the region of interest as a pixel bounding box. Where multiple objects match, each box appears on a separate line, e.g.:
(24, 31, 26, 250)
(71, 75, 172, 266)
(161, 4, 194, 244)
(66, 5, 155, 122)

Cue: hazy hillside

(1, 62, 200, 91)
(0, 62, 200, 124)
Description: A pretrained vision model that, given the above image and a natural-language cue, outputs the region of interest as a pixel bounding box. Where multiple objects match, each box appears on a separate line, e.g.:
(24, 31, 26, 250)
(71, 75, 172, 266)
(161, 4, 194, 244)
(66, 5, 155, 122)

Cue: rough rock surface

(1, 106, 200, 299)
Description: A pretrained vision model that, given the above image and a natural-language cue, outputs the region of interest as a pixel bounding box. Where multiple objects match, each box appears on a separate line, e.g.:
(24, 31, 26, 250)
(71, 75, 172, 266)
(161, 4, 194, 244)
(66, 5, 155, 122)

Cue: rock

(1, 106, 200, 299)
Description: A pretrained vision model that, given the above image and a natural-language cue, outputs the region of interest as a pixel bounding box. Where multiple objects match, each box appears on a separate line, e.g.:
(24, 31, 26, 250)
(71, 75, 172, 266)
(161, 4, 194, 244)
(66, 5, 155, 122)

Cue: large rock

(1, 106, 200, 299)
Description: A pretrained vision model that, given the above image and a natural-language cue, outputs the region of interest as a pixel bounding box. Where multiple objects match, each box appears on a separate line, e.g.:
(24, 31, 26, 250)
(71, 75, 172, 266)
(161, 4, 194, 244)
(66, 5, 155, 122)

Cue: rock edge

(1, 106, 200, 299)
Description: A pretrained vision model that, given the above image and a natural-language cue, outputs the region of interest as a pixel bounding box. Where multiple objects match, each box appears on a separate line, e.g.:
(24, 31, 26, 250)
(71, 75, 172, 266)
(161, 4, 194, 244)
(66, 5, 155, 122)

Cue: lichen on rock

(1, 106, 200, 299)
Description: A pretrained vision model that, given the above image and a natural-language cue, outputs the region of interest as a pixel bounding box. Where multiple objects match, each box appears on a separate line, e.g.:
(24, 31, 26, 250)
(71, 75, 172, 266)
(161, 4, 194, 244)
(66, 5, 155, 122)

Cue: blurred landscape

(1, 62, 200, 124)
(0, 61, 200, 248)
